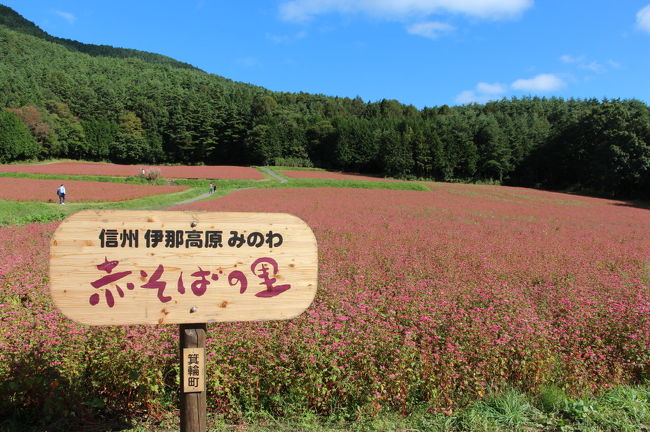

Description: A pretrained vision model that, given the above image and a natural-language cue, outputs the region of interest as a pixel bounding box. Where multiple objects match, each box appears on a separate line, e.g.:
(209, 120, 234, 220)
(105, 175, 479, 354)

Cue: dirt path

(259, 167, 288, 183)
(160, 187, 256, 209)
(169, 191, 212, 207)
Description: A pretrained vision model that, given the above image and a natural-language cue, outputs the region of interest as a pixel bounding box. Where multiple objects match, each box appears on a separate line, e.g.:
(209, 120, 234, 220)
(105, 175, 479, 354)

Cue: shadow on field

(0, 352, 136, 432)
(611, 200, 650, 211)
(0, 418, 135, 432)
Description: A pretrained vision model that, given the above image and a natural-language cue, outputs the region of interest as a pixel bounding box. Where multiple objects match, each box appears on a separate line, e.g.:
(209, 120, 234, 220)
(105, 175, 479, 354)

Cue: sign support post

(180, 323, 207, 432)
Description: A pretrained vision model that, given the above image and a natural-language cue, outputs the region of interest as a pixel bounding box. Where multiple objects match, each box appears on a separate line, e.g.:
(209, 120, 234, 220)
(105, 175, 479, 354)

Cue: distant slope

(0, 4, 198, 70)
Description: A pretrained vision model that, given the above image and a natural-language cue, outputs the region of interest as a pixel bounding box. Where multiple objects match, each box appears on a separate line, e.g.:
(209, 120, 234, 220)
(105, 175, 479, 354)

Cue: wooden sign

(182, 348, 205, 393)
(50, 210, 318, 325)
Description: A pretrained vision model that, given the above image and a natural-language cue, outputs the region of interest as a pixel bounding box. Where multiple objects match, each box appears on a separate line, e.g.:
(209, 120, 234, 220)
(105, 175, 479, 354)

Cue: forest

(1, 5, 649, 199)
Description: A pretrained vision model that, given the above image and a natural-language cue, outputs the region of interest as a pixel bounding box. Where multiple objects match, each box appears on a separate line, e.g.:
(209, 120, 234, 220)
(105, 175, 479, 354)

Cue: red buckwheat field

(0, 184, 648, 419)
(0, 162, 265, 180)
(0, 177, 187, 202)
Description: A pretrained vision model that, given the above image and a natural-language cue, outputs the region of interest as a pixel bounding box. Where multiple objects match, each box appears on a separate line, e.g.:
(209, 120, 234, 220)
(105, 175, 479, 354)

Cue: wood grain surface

(50, 210, 318, 325)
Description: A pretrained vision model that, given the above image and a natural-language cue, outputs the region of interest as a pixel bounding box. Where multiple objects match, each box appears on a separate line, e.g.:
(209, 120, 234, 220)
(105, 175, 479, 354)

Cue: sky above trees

(2, 0, 650, 108)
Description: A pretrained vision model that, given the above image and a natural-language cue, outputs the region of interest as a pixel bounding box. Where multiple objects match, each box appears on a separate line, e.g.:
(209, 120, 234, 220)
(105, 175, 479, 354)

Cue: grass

(257, 177, 430, 191)
(0, 201, 67, 225)
(269, 166, 327, 172)
(0, 171, 169, 186)
(174, 178, 271, 189)
(5, 386, 640, 432)
(183, 175, 430, 191)
(13, 384, 639, 432)
(0, 187, 207, 225)
(206, 384, 650, 432)
(0, 158, 81, 165)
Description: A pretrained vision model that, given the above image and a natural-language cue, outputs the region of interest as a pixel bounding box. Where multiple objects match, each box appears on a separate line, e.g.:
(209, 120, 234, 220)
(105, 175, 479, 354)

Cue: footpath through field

(165, 191, 212, 207)
(157, 187, 256, 209)
(259, 167, 288, 183)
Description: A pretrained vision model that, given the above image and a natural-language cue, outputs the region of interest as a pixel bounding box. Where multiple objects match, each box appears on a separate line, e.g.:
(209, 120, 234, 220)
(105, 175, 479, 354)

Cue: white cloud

(235, 57, 261, 67)
(476, 81, 506, 94)
(636, 4, 650, 32)
(455, 81, 506, 104)
(455, 90, 484, 104)
(511, 73, 565, 92)
(580, 61, 605, 73)
(457, 74, 567, 104)
(53, 10, 76, 24)
(560, 54, 582, 64)
(560, 54, 611, 74)
(279, 0, 533, 22)
(266, 31, 308, 44)
(607, 60, 622, 69)
(406, 21, 454, 39)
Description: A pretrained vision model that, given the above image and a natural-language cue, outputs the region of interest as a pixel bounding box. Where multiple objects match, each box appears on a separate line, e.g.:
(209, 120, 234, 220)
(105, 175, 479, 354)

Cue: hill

(0, 5, 649, 199)
(0, 5, 197, 70)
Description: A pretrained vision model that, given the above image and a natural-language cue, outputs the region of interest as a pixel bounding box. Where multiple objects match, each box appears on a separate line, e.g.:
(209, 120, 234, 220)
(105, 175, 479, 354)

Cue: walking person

(57, 184, 66, 205)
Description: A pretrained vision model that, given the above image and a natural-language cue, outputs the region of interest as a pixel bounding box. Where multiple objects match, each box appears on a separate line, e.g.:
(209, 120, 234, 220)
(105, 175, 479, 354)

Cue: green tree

(81, 118, 117, 161)
(110, 111, 149, 163)
(305, 119, 336, 167)
(475, 114, 511, 182)
(245, 124, 278, 165)
(0, 109, 40, 162)
(379, 128, 413, 177)
(44, 101, 87, 158)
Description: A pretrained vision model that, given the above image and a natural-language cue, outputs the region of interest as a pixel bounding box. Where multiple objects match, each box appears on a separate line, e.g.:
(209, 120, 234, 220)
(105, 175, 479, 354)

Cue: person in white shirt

(57, 184, 66, 204)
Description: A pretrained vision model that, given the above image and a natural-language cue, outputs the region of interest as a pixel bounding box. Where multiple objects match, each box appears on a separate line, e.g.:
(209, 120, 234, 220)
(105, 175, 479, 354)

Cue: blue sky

(3, 1, 650, 108)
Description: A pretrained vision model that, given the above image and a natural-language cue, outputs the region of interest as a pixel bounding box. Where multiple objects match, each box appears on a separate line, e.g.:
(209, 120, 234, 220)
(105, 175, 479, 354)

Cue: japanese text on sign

(98, 229, 283, 249)
(182, 348, 205, 393)
(89, 256, 291, 308)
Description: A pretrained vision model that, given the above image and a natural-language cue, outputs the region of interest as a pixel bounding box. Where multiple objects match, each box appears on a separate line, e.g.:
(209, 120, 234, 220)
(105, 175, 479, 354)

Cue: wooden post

(180, 323, 207, 432)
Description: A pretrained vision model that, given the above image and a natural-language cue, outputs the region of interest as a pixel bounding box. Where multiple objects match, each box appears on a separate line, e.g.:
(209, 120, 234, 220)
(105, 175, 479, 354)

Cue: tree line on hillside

(0, 22, 649, 199)
(0, 5, 197, 70)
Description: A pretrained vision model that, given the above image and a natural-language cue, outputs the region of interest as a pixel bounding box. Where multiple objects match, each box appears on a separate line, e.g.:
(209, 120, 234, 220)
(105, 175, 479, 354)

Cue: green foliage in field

(270, 166, 326, 172)
(273, 156, 314, 168)
(0, 171, 168, 185)
(131, 175, 427, 192)
(0, 187, 206, 225)
(2, 384, 647, 431)
(265, 178, 430, 191)
(0, 110, 39, 163)
(0, 201, 65, 225)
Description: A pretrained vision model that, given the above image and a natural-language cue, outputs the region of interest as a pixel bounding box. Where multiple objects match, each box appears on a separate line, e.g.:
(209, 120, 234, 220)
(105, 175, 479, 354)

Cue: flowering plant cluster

(0, 177, 187, 202)
(0, 162, 265, 179)
(0, 184, 647, 422)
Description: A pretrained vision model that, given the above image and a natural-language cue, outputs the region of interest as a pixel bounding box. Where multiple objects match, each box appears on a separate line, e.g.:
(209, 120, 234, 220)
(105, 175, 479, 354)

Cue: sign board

(50, 210, 318, 325)
(182, 348, 205, 393)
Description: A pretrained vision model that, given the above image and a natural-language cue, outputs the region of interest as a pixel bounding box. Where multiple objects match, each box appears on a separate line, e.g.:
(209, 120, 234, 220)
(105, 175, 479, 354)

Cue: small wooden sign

(50, 210, 318, 325)
(182, 348, 205, 393)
